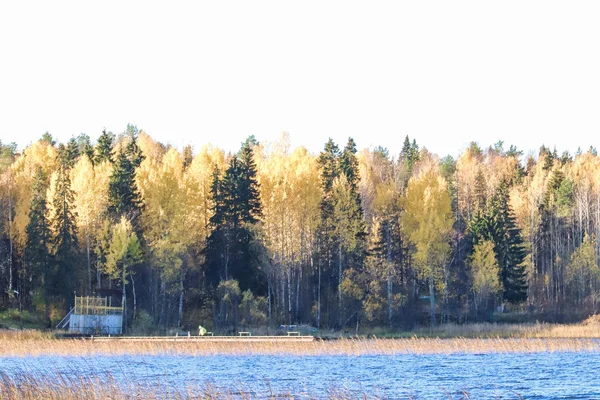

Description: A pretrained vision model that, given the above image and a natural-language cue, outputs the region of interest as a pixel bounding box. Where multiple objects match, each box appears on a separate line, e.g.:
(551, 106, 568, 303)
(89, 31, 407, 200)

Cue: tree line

(0, 129, 598, 332)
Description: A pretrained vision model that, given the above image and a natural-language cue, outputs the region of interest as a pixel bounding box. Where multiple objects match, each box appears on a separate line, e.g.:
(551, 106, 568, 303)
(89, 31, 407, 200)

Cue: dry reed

(2, 320, 600, 357)
(0, 331, 599, 356)
(0, 372, 404, 400)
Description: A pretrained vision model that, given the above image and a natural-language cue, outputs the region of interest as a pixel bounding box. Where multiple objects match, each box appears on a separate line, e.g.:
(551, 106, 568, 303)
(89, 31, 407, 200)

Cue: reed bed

(1, 331, 599, 356)
(410, 321, 600, 339)
(0, 372, 408, 400)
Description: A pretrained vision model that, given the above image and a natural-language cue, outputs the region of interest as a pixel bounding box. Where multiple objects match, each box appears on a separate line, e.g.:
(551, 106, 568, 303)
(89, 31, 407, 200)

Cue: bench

(238, 331, 251, 336)
(287, 331, 300, 336)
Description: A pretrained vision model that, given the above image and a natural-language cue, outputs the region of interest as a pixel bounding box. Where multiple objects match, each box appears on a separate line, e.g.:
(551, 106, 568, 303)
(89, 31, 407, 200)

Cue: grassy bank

(1, 330, 600, 356)
(2, 317, 600, 356)
(360, 319, 600, 339)
(0, 309, 48, 330)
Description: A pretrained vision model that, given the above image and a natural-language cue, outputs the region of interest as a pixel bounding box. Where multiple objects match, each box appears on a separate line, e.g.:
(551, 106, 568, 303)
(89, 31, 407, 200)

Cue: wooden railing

(74, 296, 123, 315)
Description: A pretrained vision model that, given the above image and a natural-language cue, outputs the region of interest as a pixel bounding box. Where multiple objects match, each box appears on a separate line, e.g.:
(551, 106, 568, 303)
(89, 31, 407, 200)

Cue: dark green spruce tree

(24, 167, 52, 325)
(108, 132, 144, 226)
(469, 181, 527, 304)
(76, 133, 94, 162)
(316, 138, 367, 327)
(50, 159, 79, 306)
(204, 139, 266, 296)
(95, 129, 115, 164)
(64, 138, 80, 168)
(315, 138, 340, 327)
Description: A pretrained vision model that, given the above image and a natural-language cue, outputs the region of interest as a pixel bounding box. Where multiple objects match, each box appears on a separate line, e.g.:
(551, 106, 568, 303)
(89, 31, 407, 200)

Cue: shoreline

(1, 334, 600, 357)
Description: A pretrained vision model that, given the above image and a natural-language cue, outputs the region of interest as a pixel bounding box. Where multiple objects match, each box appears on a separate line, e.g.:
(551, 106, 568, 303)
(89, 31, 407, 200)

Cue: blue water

(1, 352, 598, 398)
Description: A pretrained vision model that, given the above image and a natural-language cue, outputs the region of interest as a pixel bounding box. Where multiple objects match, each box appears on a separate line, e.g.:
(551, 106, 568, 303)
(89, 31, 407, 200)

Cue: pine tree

(400, 136, 420, 175)
(95, 129, 114, 164)
(40, 132, 56, 147)
(499, 191, 527, 303)
(469, 181, 527, 304)
(50, 161, 79, 306)
(316, 138, 366, 326)
(238, 142, 262, 224)
(76, 133, 94, 162)
(340, 138, 360, 195)
(24, 167, 52, 325)
(315, 138, 340, 326)
(108, 132, 144, 227)
(400, 136, 411, 162)
(182, 145, 193, 170)
(64, 138, 80, 168)
(473, 168, 487, 214)
(204, 166, 228, 286)
(204, 142, 266, 295)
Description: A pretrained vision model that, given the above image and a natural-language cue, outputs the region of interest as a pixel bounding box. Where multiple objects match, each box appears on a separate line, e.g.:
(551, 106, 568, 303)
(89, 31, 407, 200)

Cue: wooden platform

(89, 335, 315, 342)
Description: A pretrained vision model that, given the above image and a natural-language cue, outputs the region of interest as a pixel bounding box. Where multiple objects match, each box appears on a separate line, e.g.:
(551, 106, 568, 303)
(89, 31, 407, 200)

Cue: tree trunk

(122, 265, 127, 334)
(317, 261, 321, 328)
(268, 278, 272, 329)
(131, 274, 137, 320)
(86, 235, 92, 295)
(8, 193, 13, 293)
(287, 266, 292, 326)
(234, 298, 239, 333)
(429, 276, 435, 327)
(387, 274, 393, 328)
(44, 266, 50, 327)
(338, 242, 342, 314)
(178, 267, 184, 328)
(160, 281, 166, 329)
(296, 266, 301, 322)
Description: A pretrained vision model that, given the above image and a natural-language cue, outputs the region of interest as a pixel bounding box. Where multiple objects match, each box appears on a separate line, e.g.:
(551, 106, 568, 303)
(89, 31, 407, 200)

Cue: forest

(0, 127, 599, 333)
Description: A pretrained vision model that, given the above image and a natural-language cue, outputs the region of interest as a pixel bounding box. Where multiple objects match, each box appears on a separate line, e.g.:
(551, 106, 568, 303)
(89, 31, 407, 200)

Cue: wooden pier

(89, 335, 315, 343)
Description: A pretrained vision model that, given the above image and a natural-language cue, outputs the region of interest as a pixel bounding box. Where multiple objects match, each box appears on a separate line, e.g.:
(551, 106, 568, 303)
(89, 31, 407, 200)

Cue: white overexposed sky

(1, 1, 599, 158)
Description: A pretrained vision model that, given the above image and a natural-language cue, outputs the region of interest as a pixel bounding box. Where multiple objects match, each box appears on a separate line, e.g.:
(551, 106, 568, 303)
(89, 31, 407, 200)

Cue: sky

(1, 1, 599, 159)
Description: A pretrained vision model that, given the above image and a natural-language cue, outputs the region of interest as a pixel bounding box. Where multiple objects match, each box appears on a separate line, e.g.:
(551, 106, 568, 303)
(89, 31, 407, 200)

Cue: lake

(1, 350, 598, 398)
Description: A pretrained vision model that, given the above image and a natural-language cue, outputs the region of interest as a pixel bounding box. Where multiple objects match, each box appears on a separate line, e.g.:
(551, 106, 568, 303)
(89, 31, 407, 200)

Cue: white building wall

(68, 314, 123, 335)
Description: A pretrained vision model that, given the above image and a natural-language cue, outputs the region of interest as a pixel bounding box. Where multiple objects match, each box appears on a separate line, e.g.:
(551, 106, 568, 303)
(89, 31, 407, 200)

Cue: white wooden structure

(66, 296, 123, 335)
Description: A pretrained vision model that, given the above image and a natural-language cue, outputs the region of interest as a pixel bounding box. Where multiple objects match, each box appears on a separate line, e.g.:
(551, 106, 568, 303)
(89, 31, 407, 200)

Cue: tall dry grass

(0, 372, 410, 400)
(2, 320, 600, 356)
(410, 321, 600, 339)
(0, 333, 599, 356)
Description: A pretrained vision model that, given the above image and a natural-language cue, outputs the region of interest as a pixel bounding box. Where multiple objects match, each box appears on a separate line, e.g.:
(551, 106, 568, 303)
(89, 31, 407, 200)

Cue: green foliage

(108, 133, 144, 225)
(104, 217, 143, 282)
(470, 240, 502, 313)
(204, 142, 266, 295)
(76, 133, 94, 162)
(216, 279, 241, 331)
(24, 167, 51, 323)
(469, 182, 527, 304)
(402, 164, 454, 325)
(239, 289, 267, 327)
(400, 136, 420, 174)
(40, 132, 56, 147)
(566, 234, 599, 305)
(131, 309, 156, 335)
(95, 129, 114, 164)
(49, 161, 79, 305)
(8, 130, 600, 332)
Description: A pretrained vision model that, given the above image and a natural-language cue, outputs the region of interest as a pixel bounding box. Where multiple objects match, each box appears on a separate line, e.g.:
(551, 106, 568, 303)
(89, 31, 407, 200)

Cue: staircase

(55, 307, 74, 330)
